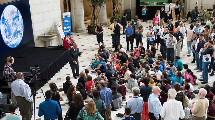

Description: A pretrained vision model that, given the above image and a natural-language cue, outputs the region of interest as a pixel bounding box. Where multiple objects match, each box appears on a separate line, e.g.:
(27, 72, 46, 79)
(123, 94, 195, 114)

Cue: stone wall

(185, 0, 215, 14)
(29, 0, 62, 47)
(122, 0, 136, 19)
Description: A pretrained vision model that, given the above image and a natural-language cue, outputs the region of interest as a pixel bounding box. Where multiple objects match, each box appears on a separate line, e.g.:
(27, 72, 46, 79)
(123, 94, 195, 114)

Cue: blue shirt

(173, 59, 183, 71)
(148, 93, 162, 119)
(125, 26, 134, 36)
(173, 32, 183, 42)
(38, 98, 61, 119)
(100, 87, 112, 106)
(99, 61, 106, 72)
(170, 76, 183, 86)
(194, 27, 201, 34)
(126, 96, 143, 114)
(5, 113, 20, 120)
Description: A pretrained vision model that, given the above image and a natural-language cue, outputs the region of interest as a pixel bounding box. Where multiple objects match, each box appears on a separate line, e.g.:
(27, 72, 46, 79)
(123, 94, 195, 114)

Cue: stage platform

(0, 42, 70, 92)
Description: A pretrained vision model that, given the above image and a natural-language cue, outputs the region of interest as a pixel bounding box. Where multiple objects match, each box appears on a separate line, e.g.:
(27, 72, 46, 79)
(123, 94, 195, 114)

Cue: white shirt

(188, 83, 194, 92)
(11, 79, 32, 102)
(178, 26, 186, 35)
(124, 70, 132, 81)
(160, 99, 185, 120)
(155, 70, 162, 79)
(166, 36, 177, 48)
(153, 25, 160, 33)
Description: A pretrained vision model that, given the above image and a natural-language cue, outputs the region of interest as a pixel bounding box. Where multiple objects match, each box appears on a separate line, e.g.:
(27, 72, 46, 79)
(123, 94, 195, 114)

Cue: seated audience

(63, 76, 72, 94)
(76, 100, 104, 120)
(68, 93, 85, 120)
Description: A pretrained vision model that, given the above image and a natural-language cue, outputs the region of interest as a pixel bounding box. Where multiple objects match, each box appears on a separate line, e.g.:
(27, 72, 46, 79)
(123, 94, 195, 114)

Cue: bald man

(11, 72, 32, 120)
(191, 88, 209, 120)
(148, 86, 162, 120)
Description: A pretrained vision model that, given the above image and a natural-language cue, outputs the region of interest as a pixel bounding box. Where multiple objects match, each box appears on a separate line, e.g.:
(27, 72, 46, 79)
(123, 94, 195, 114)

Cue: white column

(98, 4, 108, 25)
(71, 0, 86, 32)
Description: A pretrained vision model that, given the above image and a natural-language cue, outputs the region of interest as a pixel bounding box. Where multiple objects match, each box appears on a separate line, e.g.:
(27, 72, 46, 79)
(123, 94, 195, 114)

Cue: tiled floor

(33, 20, 214, 120)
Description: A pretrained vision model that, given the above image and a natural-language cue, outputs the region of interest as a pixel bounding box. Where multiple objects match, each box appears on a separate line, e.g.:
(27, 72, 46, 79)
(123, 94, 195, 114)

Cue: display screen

(0, 0, 34, 57)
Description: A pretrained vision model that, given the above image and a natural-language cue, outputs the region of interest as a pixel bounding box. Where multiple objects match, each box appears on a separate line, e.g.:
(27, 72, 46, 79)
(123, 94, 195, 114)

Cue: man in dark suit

(69, 43, 81, 79)
(113, 19, 121, 52)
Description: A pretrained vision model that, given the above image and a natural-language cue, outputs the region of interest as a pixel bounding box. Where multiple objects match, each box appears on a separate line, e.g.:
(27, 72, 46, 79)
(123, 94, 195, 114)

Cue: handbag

(100, 101, 107, 120)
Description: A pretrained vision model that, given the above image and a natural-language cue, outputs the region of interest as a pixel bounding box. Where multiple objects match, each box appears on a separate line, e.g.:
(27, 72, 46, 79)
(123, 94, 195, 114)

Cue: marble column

(98, 4, 108, 25)
(71, 0, 86, 32)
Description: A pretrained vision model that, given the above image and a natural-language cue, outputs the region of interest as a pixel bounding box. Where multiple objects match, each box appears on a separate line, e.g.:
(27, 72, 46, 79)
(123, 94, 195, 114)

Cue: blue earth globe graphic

(0, 5, 24, 48)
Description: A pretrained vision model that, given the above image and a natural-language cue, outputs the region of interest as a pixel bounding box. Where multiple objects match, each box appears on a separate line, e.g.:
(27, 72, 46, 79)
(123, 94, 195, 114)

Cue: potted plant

(87, 0, 107, 34)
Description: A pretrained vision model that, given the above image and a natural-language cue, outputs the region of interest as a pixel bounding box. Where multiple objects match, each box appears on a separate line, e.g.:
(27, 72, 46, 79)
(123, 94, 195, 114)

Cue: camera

(30, 67, 40, 75)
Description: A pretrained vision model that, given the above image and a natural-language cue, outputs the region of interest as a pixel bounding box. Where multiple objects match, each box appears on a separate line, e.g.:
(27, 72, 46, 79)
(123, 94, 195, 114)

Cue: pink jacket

(153, 17, 160, 25)
(184, 73, 194, 84)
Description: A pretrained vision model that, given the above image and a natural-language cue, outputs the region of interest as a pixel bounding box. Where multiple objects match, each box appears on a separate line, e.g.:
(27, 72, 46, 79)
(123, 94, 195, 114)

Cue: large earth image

(0, 5, 24, 48)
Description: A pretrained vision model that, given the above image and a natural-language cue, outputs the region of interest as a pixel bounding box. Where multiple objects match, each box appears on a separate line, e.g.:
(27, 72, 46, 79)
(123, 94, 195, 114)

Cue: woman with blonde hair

(76, 100, 104, 120)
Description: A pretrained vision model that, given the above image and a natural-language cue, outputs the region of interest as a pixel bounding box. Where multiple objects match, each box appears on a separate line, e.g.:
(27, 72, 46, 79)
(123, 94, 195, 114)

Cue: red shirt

(133, 51, 140, 56)
(63, 37, 75, 50)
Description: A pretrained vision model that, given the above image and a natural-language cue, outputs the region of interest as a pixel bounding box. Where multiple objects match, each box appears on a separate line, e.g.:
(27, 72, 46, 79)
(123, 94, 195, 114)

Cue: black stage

(0, 42, 70, 92)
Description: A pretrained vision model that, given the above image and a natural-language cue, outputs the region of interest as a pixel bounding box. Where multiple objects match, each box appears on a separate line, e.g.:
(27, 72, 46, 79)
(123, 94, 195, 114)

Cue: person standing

(135, 19, 143, 48)
(121, 13, 127, 34)
(125, 22, 134, 52)
(3, 56, 16, 87)
(126, 87, 143, 120)
(113, 19, 121, 52)
(95, 22, 104, 48)
(142, 5, 147, 22)
(160, 7, 165, 27)
(191, 88, 209, 120)
(166, 32, 177, 62)
(160, 27, 169, 60)
(11, 72, 32, 120)
(175, 1, 180, 20)
(63, 33, 75, 50)
(200, 41, 214, 84)
(69, 43, 81, 79)
(174, 28, 183, 57)
(148, 86, 162, 120)
(187, 24, 194, 56)
(195, 34, 206, 71)
(99, 80, 112, 120)
(160, 89, 185, 120)
(3, 56, 16, 103)
(38, 90, 61, 120)
(140, 77, 152, 120)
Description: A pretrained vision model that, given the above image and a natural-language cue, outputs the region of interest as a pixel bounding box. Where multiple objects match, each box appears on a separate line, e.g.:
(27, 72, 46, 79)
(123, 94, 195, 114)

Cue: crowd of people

(2, 1, 215, 120)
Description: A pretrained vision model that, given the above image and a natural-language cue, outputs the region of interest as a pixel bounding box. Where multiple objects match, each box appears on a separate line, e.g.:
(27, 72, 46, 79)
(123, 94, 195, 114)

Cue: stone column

(131, 0, 136, 19)
(98, 4, 108, 25)
(60, 0, 64, 18)
(71, 0, 86, 32)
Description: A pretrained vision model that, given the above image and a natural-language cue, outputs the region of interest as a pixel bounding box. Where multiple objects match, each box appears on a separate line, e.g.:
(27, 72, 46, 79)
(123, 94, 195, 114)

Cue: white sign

(203, 54, 211, 62)
(56, 22, 65, 39)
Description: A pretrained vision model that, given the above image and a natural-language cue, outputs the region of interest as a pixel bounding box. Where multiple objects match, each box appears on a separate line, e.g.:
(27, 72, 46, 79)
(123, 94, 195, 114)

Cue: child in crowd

(122, 107, 135, 120)
(117, 79, 126, 100)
